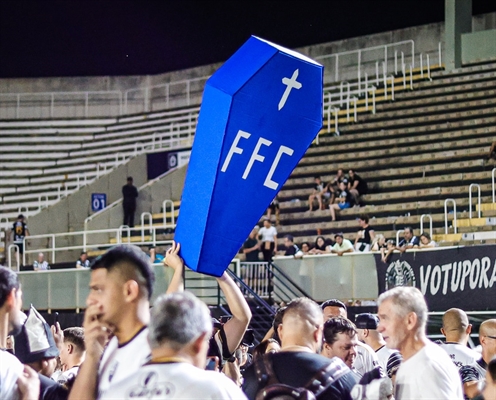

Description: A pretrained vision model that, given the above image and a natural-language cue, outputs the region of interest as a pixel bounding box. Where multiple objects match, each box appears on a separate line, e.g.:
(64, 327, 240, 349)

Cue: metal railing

(240, 261, 313, 303)
(0, 40, 444, 121)
(492, 168, 496, 203)
(444, 198, 457, 234)
(420, 214, 433, 237)
(315, 40, 415, 86)
(468, 183, 481, 219)
(15, 227, 174, 268)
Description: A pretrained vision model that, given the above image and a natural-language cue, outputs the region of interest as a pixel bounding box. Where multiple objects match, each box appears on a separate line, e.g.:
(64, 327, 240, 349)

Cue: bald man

(460, 319, 496, 399)
(439, 308, 479, 369)
(242, 297, 357, 400)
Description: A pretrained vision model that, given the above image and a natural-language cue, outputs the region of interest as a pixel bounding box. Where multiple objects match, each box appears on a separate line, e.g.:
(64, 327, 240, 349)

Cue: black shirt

(12, 221, 27, 242)
(122, 184, 138, 206)
(349, 174, 368, 194)
(285, 244, 300, 256)
(243, 238, 259, 262)
(357, 225, 374, 245)
(242, 352, 357, 400)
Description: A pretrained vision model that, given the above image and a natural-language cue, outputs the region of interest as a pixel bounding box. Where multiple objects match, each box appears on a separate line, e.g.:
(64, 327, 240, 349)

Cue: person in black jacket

(122, 177, 138, 227)
(242, 297, 357, 400)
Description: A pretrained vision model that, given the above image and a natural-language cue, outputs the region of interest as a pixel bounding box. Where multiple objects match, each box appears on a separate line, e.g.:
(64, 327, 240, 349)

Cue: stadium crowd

(0, 242, 495, 400)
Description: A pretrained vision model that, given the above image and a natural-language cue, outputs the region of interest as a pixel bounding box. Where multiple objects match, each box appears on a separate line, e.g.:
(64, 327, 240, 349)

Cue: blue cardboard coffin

(174, 36, 323, 276)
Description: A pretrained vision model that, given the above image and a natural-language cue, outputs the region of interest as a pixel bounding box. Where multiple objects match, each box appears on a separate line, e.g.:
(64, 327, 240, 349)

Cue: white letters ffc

(221, 130, 294, 190)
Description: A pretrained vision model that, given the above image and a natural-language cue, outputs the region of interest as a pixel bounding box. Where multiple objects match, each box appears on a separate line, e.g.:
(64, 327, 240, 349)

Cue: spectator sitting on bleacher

(308, 236, 329, 254)
(328, 168, 346, 204)
(348, 169, 368, 206)
(381, 240, 396, 263)
(308, 176, 326, 211)
(331, 233, 354, 256)
(282, 235, 303, 258)
(33, 252, 50, 271)
(417, 232, 437, 248)
(148, 246, 165, 263)
(75, 252, 90, 269)
(396, 227, 419, 252)
(371, 234, 386, 251)
(300, 242, 311, 255)
(329, 181, 353, 221)
(266, 194, 280, 225)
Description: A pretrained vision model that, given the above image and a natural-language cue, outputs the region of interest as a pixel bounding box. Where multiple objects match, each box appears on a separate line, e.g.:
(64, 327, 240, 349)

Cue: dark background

(1, 0, 496, 78)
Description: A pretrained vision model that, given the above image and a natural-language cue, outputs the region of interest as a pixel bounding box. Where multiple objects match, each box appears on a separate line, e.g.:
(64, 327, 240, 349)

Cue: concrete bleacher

(0, 107, 197, 221)
(273, 61, 496, 248)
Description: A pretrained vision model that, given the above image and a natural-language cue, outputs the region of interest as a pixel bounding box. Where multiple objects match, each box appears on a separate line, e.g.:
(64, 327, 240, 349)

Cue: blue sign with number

(175, 36, 323, 277)
(91, 193, 107, 212)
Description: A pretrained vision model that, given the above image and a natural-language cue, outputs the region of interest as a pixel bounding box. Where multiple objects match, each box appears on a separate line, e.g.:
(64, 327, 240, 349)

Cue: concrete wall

(462, 29, 496, 64)
(1, 12, 494, 95)
(27, 154, 148, 262)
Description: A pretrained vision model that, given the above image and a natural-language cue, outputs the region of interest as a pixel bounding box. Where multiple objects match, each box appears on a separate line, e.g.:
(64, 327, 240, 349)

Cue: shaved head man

(439, 308, 479, 369)
(242, 297, 357, 400)
(460, 319, 496, 399)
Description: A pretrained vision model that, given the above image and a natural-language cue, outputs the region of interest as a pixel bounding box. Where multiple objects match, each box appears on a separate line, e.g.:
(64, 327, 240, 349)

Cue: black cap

(355, 313, 379, 329)
(334, 232, 344, 239)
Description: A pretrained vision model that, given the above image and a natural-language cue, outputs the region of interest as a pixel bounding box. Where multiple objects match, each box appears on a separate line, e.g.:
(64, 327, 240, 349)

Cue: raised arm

(216, 272, 252, 354)
(164, 241, 184, 294)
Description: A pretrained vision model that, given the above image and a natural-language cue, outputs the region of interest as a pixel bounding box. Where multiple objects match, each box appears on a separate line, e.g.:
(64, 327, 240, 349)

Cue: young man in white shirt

(69, 243, 185, 400)
(55, 327, 86, 385)
(102, 291, 246, 399)
(377, 286, 463, 400)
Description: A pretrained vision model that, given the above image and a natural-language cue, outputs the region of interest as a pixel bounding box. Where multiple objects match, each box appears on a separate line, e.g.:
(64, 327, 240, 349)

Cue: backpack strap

(254, 354, 281, 388)
(304, 358, 350, 397)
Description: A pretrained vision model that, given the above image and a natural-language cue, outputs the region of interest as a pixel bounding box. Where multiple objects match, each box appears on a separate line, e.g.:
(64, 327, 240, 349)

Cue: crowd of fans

(243, 212, 438, 263)
(0, 242, 494, 400)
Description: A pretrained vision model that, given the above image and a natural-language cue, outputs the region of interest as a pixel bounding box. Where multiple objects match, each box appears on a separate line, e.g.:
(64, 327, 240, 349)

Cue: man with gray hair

(377, 286, 463, 399)
(101, 291, 245, 399)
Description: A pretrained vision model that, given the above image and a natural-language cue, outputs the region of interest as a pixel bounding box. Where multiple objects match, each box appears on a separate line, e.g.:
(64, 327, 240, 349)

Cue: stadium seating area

(0, 107, 197, 221)
(275, 61, 496, 247)
(2, 50, 496, 265)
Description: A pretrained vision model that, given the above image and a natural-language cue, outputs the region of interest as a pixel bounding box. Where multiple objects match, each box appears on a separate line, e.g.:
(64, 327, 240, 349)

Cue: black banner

(374, 245, 496, 311)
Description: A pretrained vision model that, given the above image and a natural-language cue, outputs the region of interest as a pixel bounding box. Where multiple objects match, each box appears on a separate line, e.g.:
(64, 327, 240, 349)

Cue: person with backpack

(242, 297, 357, 400)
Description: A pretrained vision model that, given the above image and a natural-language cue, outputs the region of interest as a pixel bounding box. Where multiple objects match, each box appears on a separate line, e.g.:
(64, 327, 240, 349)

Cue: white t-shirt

(438, 342, 480, 369)
(0, 349, 23, 400)
(98, 327, 151, 398)
(395, 341, 463, 400)
(259, 226, 277, 242)
(100, 361, 246, 399)
(354, 341, 380, 377)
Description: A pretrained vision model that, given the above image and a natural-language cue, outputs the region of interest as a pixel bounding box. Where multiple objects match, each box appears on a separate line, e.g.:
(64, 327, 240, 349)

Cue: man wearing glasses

(460, 319, 496, 399)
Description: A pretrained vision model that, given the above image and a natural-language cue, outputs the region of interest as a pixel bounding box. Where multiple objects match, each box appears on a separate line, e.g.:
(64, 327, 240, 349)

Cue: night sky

(0, 1, 495, 78)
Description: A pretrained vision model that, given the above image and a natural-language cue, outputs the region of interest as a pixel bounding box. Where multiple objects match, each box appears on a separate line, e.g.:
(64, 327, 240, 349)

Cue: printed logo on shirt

(385, 260, 416, 290)
(126, 371, 175, 398)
